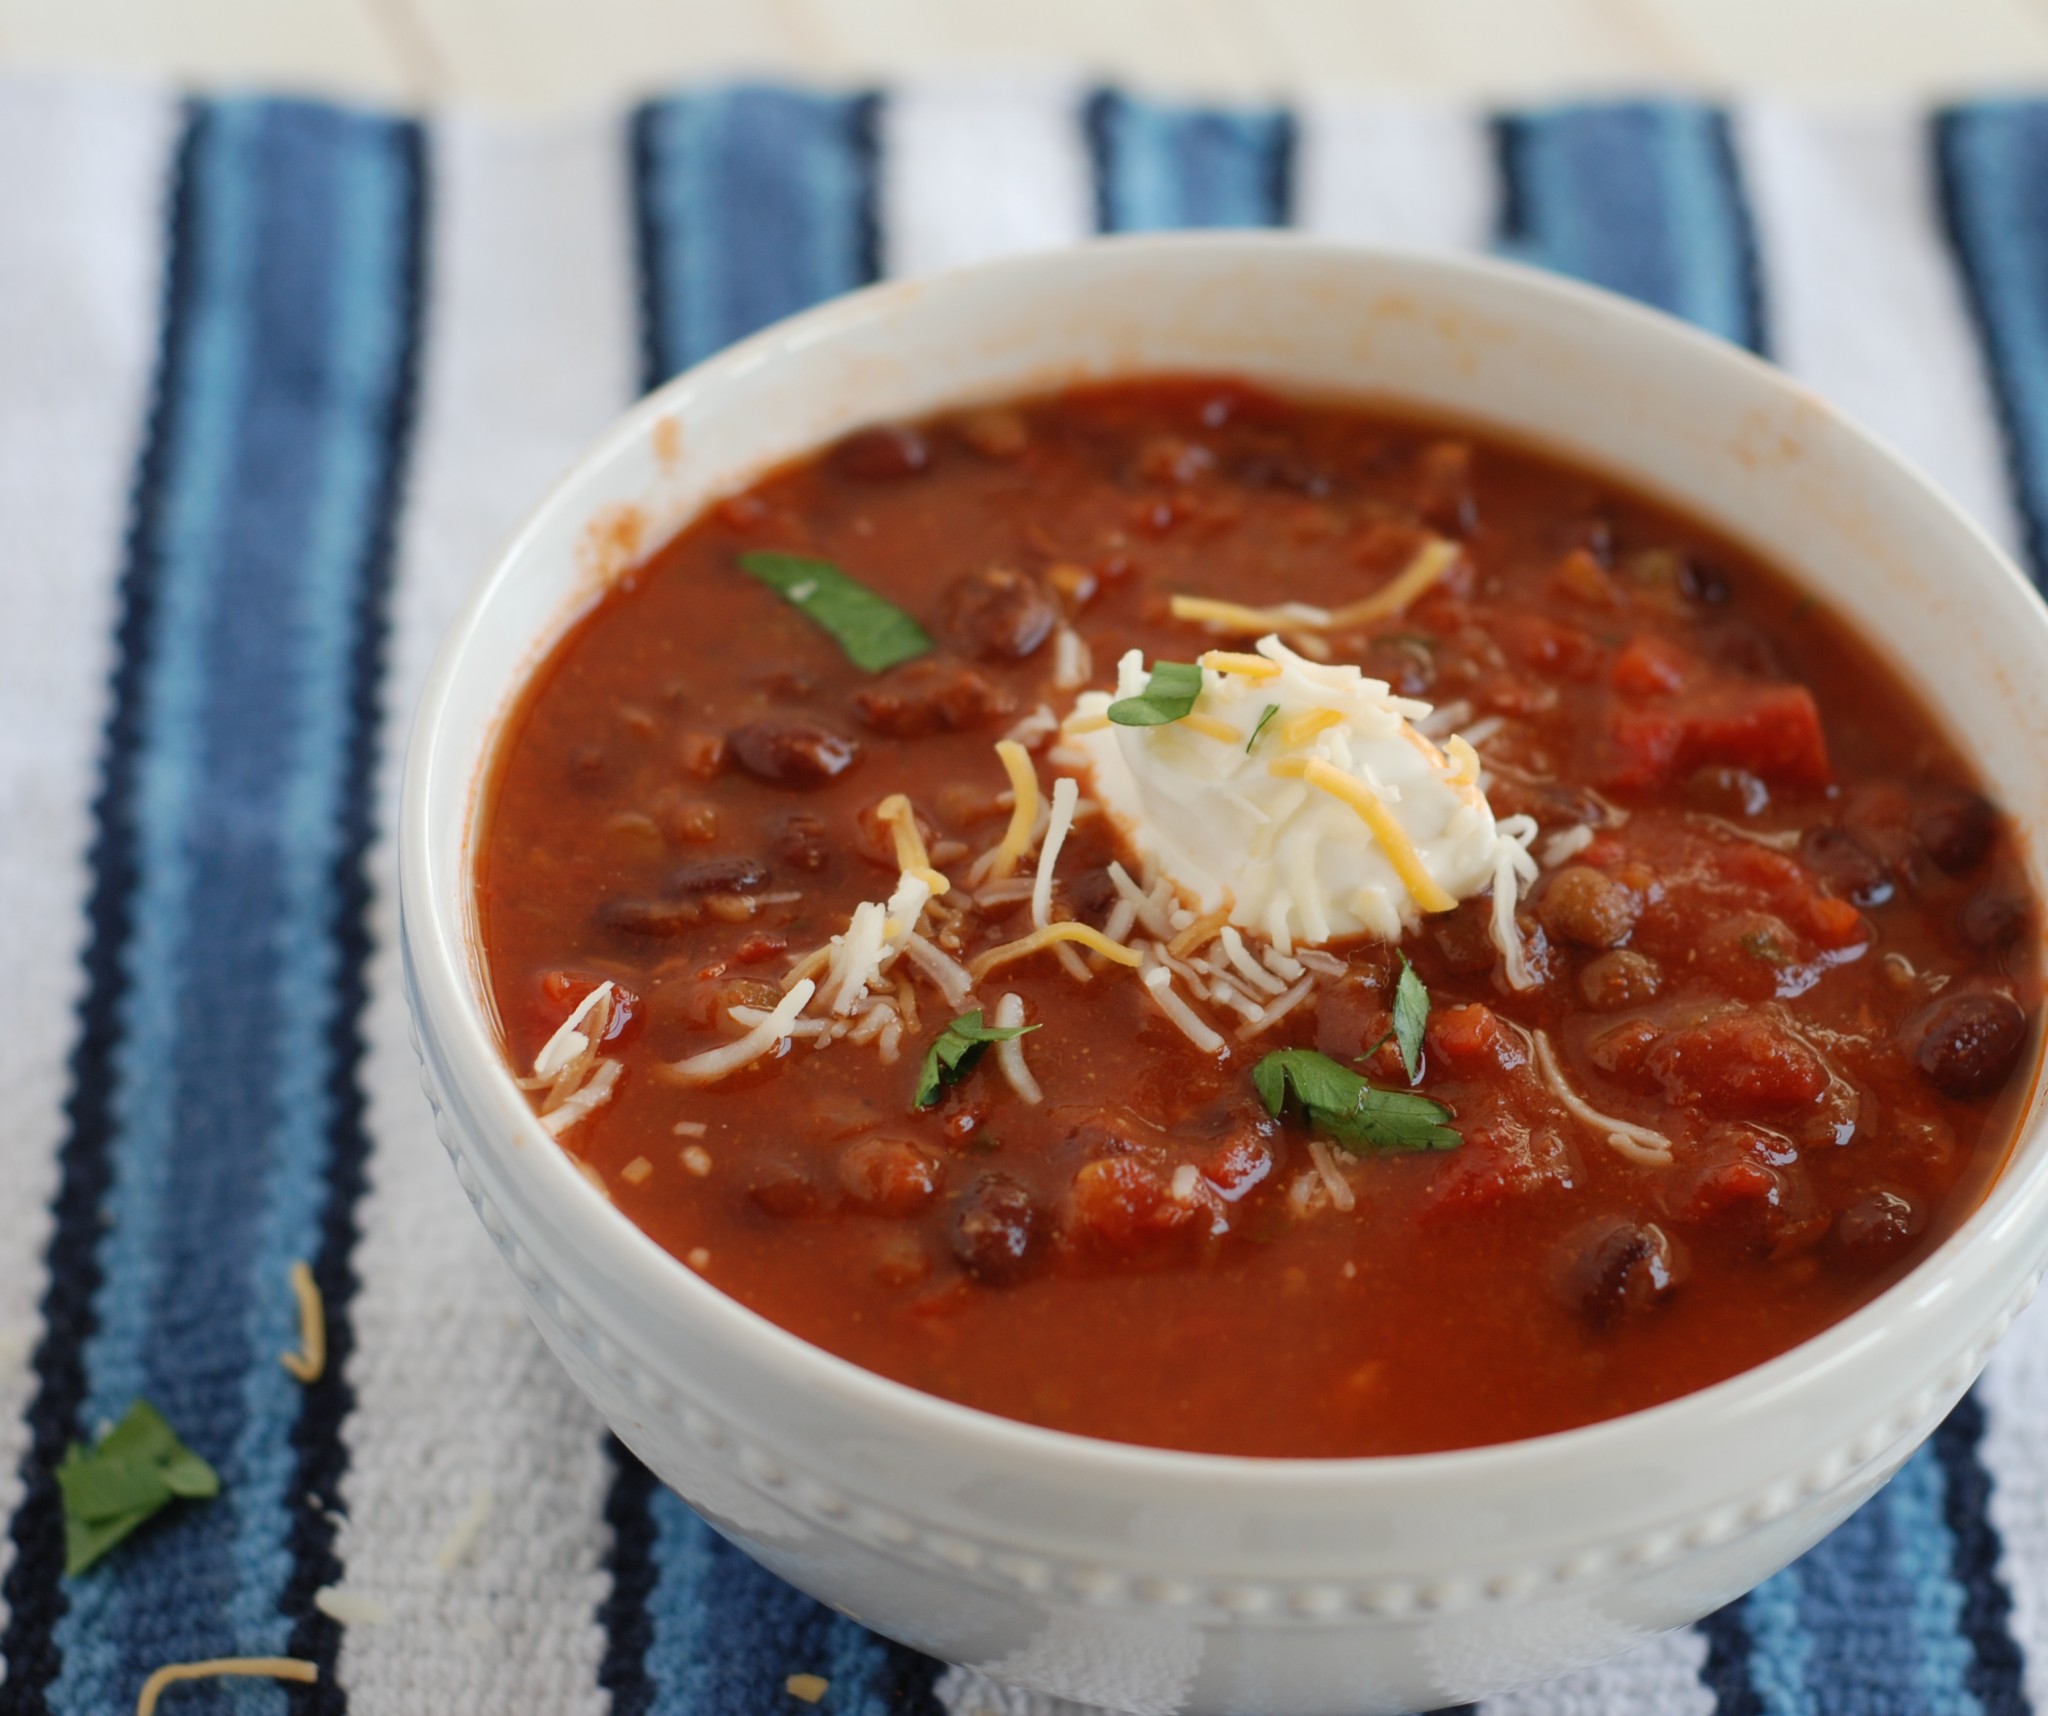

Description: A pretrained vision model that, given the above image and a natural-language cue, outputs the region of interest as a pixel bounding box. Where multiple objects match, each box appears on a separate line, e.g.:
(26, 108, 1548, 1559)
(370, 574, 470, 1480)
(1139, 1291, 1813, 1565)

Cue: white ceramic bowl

(400, 235, 2048, 1715)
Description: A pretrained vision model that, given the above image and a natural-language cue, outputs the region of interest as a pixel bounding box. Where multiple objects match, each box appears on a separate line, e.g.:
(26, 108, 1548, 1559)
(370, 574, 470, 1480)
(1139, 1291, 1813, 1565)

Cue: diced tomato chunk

(1611, 633, 1691, 696)
(1646, 1013, 1828, 1115)
(1505, 612, 1605, 680)
(1604, 684, 1831, 793)
(1423, 1116, 1574, 1216)
(1062, 1156, 1206, 1257)
(1804, 895, 1864, 949)
(1426, 1003, 1529, 1077)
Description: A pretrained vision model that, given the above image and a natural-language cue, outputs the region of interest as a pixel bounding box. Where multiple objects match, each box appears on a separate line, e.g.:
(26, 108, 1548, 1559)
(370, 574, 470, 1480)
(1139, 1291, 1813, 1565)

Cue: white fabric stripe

(1734, 101, 2023, 558)
(1976, 1292, 2048, 1705)
(878, 79, 1093, 279)
(1294, 98, 1496, 252)
(333, 110, 636, 1715)
(0, 74, 177, 1637)
(1480, 1626, 1714, 1716)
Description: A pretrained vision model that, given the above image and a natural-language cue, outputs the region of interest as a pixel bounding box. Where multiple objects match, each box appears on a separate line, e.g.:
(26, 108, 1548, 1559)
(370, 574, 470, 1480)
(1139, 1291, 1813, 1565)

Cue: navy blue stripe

(1, 96, 425, 1713)
(609, 84, 933, 1713)
(1493, 100, 1770, 356)
(1934, 1394, 2031, 1714)
(1935, 102, 2048, 586)
(1084, 88, 1293, 231)
(0, 101, 202, 1716)
(628, 85, 880, 391)
(1700, 1603, 1765, 1716)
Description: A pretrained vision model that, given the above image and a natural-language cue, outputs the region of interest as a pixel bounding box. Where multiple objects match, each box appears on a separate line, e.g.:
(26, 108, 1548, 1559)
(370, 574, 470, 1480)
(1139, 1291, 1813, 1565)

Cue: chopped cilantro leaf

(1392, 954, 1430, 1085)
(914, 1010, 1040, 1108)
(57, 1399, 219, 1577)
(1106, 660, 1203, 727)
(1252, 1048, 1461, 1154)
(1245, 703, 1280, 752)
(1739, 928, 1795, 966)
(738, 551, 933, 674)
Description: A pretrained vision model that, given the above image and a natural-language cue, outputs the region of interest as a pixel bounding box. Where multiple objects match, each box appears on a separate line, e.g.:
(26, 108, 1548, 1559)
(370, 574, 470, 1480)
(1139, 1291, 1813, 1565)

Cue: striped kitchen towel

(2, 71, 2047, 1716)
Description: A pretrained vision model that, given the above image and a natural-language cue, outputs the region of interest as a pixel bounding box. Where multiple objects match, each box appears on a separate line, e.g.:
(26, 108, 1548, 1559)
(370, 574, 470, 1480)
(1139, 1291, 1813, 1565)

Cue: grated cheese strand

(1178, 713, 1242, 744)
(1198, 650, 1281, 679)
(1272, 755, 1457, 914)
(533, 981, 614, 1080)
(1140, 959, 1226, 1054)
(1280, 708, 1344, 746)
(279, 1260, 325, 1384)
(1033, 777, 1080, 931)
(987, 740, 1042, 879)
(668, 980, 817, 1083)
(1490, 814, 1542, 991)
(1167, 907, 1231, 958)
(1530, 1029, 1675, 1167)
(137, 1660, 318, 1716)
(992, 991, 1043, 1103)
(539, 1057, 621, 1135)
(969, 923, 1143, 982)
(1171, 538, 1458, 634)
(876, 793, 950, 895)
(434, 1485, 497, 1572)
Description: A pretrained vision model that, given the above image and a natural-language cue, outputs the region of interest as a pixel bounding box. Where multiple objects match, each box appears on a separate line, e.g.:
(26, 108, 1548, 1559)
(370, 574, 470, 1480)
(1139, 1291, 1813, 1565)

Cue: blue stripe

(0, 96, 424, 1713)
(1494, 100, 1769, 354)
(1084, 88, 1292, 231)
(629, 85, 879, 390)
(1937, 102, 2048, 585)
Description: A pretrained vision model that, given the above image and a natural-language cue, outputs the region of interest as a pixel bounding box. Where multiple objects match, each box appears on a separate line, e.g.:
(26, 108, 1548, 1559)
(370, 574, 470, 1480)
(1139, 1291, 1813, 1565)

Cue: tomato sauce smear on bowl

(476, 377, 2041, 1459)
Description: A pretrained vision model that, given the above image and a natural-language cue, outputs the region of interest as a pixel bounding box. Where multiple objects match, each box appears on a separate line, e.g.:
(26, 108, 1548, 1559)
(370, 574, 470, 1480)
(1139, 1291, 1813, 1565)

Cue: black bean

(1916, 789, 2000, 875)
(853, 659, 1016, 738)
(730, 719, 862, 788)
(1960, 888, 2030, 951)
(952, 1173, 1044, 1286)
(832, 423, 931, 481)
(670, 855, 770, 896)
(1677, 557, 1733, 604)
(747, 1161, 823, 1218)
(597, 898, 701, 936)
(942, 567, 1056, 662)
(1904, 987, 2029, 1097)
(1686, 765, 1770, 819)
(1561, 1220, 1680, 1326)
(1833, 1188, 1923, 1257)
(1800, 825, 1893, 907)
(775, 812, 832, 872)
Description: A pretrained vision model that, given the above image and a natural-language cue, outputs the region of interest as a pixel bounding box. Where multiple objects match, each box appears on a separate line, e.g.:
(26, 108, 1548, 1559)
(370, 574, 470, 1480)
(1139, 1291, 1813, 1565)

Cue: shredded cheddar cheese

(1170, 538, 1460, 635)
(1198, 649, 1282, 678)
(875, 793, 949, 895)
(1178, 713, 1242, 744)
(279, 1260, 325, 1384)
(137, 1659, 318, 1716)
(1280, 707, 1344, 746)
(987, 739, 1041, 880)
(1272, 754, 1458, 914)
(968, 922, 1144, 981)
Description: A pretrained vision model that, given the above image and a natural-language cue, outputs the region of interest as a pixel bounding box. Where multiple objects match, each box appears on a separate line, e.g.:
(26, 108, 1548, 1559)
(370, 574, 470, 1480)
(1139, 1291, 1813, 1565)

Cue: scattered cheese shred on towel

(279, 1260, 325, 1383)
(137, 1658, 317, 1716)
(785, 1673, 830, 1703)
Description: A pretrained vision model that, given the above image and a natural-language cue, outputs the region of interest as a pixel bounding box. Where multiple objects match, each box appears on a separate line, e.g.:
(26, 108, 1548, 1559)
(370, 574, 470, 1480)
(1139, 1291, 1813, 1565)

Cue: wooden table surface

(4, 0, 2048, 109)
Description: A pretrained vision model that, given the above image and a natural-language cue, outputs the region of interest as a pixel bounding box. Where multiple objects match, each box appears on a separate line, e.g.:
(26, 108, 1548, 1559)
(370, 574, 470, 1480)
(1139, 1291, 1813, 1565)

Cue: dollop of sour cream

(1063, 634, 1532, 952)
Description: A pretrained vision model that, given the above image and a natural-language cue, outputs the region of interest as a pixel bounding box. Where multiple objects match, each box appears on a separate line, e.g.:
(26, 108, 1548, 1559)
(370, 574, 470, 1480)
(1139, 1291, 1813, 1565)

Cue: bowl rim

(401, 228, 2048, 1497)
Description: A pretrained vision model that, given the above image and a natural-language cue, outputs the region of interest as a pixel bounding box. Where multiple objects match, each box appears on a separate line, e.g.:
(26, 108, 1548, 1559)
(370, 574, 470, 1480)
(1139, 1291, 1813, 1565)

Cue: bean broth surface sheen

(479, 378, 2042, 1458)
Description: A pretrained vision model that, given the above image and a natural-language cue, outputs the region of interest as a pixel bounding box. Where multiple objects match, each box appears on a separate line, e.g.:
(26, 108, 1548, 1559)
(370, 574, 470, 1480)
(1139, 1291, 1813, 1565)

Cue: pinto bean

(1561, 1220, 1679, 1326)
(942, 567, 1055, 661)
(832, 423, 930, 481)
(1916, 789, 1999, 875)
(1538, 866, 1639, 949)
(1960, 888, 2030, 951)
(1580, 949, 1662, 1011)
(748, 1161, 822, 1219)
(839, 1137, 943, 1216)
(853, 659, 1016, 738)
(774, 811, 832, 872)
(952, 1173, 1044, 1285)
(1904, 987, 2029, 1097)
(669, 855, 769, 895)
(730, 719, 861, 788)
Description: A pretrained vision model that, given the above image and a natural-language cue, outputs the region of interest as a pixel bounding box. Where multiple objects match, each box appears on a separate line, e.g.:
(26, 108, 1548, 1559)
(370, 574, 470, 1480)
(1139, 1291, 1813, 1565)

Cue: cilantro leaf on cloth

(1252, 1048, 1461, 1154)
(1392, 954, 1430, 1085)
(1106, 660, 1203, 727)
(57, 1399, 220, 1576)
(914, 1010, 1039, 1108)
(738, 551, 934, 674)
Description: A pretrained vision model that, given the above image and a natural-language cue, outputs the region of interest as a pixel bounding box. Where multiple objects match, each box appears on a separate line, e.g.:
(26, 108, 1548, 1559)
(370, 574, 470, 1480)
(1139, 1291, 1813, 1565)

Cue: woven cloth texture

(3, 72, 2048, 1716)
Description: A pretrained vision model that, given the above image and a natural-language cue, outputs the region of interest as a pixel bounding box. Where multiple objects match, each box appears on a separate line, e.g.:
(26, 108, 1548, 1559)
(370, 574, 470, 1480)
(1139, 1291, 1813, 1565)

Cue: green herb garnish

(914, 1010, 1040, 1108)
(1245, 703, 1280, 752)
(1252, 1048, 1461, 1155)
(1392, 954, 1429, 1085)
(1739, 928, 1795, 967)
(57, 1399, 220, 1576)
(738, 551, 933, 673)
(1106, 660, 1203, 727)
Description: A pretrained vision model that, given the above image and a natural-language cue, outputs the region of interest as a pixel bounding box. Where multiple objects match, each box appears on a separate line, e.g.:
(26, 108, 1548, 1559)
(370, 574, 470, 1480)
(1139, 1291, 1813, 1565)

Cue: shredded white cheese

(1032, 776, 1080, 931)
(533, 981, 614, 1080)
(539, 1057, 620, 1136)
(668, 980, 817, 1084)
(1529, 1029, 1674, 1168)
(992, 991, 1042, 1103)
